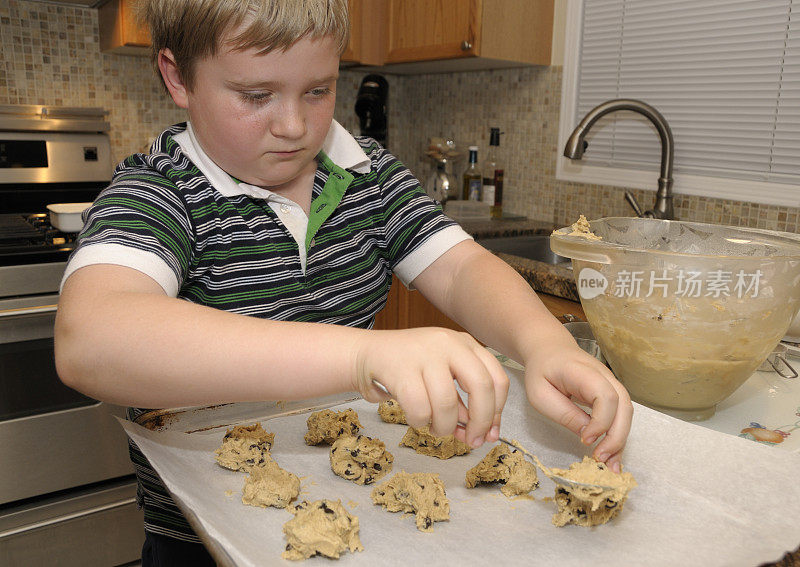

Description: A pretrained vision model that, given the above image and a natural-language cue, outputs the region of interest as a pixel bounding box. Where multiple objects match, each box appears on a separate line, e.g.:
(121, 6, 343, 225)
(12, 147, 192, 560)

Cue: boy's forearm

(430, 247, 574, 366)
(56, 275, 364, 408)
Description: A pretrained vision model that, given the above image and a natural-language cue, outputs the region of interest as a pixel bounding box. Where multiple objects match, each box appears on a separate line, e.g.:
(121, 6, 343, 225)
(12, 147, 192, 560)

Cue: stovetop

(0, 213, 77, 266)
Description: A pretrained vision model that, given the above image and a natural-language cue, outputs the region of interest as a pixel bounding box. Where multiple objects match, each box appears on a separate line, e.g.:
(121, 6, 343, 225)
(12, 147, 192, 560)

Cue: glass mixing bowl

(551, 217, 800, 420)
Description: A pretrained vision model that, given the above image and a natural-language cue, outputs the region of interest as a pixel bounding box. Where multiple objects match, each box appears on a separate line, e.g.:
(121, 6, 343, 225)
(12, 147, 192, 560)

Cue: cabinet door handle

(461, 40, 473, 51)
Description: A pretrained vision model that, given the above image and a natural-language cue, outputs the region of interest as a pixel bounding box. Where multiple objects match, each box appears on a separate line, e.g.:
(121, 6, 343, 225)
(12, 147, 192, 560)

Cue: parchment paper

(119, 367, 800, 567)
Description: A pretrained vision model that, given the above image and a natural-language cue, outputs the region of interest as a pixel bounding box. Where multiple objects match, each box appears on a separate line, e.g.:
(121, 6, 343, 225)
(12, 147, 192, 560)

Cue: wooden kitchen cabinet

(99, 0, 371, 62)
(99, 0, 150, 56)
(373, 275, 584, 331)
(372, 0, 554, 72)
(340, 0, 384, 65)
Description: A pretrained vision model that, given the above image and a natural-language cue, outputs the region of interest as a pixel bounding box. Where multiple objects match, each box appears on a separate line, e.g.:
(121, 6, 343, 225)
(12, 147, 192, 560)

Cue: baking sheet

(119, 367, 800, 566)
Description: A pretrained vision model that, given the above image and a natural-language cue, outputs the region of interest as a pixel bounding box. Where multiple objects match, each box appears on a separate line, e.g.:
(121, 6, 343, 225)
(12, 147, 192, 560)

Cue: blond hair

(142, 0, 349, 91)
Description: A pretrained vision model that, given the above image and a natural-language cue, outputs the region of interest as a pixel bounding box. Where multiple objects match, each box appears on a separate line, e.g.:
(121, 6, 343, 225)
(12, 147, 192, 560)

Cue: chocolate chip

(605, 499, 618, 509)
(285, 544, 292, 551)
(320, 502, 335, 514)
(365, 476, 373, 483)
(576, 508, 586, 517)
(424, 517, 432, 529)
(351, 449, 360, 457)
(344, 469, 353, 476)
(373, 463, 382, 470)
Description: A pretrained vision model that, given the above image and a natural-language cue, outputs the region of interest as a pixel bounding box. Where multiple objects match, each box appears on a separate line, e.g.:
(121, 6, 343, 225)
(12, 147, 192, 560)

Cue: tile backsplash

(2, 0, 799, 234)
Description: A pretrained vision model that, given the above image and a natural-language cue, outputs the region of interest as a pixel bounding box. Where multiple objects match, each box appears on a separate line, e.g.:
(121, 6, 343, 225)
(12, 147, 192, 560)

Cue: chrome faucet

(563, 99, 675, 220)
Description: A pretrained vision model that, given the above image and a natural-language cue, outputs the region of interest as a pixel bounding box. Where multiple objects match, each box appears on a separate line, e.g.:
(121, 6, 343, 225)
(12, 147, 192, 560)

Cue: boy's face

(173, 35, 339, 191)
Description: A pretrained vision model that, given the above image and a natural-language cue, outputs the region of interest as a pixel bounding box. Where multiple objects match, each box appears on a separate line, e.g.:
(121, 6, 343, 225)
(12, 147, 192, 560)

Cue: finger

(603, 450, 624, 474)
(422, 364, 460, 438)
(574, 366, 623, 445)
(389, 375, 432, 429)
(472, 347, 510, 443)
(450, 350, 496, 448)
(526, 373, 592, 435)
(592, 385, 633, 465)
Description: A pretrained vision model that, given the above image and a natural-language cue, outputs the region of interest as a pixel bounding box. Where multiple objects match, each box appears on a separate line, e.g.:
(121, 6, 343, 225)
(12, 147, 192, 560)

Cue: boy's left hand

(523, 342, 633, 473)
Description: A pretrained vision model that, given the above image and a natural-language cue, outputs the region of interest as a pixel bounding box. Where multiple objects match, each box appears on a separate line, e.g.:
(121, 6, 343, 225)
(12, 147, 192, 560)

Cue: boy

(55, 0, 632, 563)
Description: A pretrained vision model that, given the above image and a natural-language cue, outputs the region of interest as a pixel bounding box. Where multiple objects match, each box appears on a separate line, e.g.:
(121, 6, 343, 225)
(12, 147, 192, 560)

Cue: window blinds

(575, 0, 800, 184)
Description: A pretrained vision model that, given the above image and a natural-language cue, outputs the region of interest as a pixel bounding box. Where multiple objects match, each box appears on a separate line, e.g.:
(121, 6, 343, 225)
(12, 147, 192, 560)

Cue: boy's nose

(271, 101, 306, 139)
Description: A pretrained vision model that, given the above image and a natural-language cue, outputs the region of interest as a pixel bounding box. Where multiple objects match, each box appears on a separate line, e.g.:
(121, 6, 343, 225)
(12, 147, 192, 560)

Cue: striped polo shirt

(63, 120, 470, 541)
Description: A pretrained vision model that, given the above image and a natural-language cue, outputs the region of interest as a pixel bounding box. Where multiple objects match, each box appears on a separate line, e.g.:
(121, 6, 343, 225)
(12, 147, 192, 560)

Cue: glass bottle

(462, 146, 482, 201)
(482, 128, 504, 218)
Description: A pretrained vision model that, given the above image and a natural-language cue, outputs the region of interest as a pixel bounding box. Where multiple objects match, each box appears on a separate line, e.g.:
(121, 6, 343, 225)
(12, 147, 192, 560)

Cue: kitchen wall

(2, 0, 799, 233)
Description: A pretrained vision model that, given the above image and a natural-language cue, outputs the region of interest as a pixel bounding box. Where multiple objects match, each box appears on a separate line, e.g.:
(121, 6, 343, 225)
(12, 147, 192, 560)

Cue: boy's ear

(157, 48, 190, 109)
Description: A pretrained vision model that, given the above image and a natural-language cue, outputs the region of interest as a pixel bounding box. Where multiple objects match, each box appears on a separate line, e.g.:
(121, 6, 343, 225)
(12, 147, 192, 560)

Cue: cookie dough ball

(549, 456, 637, 527)
(304, 409, 362, 446)
(400, 425, 471, 459)
(330, 434, 393, 485)
(242, 458, 300, 509)
(377, 399, 407, 424)
(282, 500, 364, 561)
(371, 471, 449, 532)
(214, 423, 275, 471)
(465, 444, 539, 497)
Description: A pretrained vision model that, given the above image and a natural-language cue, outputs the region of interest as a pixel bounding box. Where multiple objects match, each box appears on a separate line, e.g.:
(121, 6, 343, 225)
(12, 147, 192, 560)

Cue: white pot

(47, 202, 92, 233)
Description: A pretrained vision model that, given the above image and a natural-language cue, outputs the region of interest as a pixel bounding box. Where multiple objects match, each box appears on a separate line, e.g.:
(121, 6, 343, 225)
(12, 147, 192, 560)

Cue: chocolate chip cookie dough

(465, 444, 539, 497)
(304, 409, 362, 446)
(549, 456, 637, 527)
(400, 425, 471, 459)
(214, 423, 275, 471)
(282, 500, 364, 561)
(371, 471, 450, 532)
(330, 434, 393, 485)
(377, 399, 407, 424)
(241, 458, 300, 509)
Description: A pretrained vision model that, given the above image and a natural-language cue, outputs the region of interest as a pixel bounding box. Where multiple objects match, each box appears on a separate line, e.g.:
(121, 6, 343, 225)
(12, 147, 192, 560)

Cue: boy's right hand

(353, 328, 509, 448)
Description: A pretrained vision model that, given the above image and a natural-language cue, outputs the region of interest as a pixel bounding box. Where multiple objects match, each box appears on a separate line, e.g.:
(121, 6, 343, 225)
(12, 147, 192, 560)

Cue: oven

(0, 105, 144, 566)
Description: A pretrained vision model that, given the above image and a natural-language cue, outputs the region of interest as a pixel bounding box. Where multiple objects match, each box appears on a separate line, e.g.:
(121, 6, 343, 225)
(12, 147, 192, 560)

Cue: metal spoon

(372, 379, 613, 492)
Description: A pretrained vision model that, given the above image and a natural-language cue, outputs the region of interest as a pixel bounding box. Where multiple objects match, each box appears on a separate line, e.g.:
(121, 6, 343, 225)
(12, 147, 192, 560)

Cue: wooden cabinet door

(99, 0, 150, 54)
(340, 0, 362, 63)
(385, 0, 481, 63)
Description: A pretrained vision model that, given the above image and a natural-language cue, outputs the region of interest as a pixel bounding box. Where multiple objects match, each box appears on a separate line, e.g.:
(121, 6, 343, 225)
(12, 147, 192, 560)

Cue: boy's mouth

(271, 149, 302, 157)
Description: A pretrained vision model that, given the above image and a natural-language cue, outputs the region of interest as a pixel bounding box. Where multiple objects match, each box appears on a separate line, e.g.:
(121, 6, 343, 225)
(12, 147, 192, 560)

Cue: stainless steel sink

(476, 234, 570, 265)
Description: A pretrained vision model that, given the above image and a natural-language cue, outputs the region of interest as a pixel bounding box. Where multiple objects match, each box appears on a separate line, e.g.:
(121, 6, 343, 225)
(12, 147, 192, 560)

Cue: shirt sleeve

(374, 148, 472, 286)
(61, 169, 194, 296)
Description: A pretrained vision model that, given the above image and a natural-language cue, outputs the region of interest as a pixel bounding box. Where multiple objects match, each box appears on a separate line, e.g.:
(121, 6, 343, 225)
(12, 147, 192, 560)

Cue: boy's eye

(308, 87, 333, 98)
(240, 91, 272, 104)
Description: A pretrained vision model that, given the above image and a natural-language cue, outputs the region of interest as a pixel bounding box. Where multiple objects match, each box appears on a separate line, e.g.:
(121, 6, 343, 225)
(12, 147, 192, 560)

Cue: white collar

(172, 120, 370, 200)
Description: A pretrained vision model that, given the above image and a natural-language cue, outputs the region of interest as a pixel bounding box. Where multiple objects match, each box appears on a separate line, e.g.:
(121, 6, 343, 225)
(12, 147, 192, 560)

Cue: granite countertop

(458, 217, 579, 302)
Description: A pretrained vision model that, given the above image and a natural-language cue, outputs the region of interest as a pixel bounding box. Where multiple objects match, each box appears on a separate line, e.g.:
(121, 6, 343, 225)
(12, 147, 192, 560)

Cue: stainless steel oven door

(0, 294, 134, 505)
